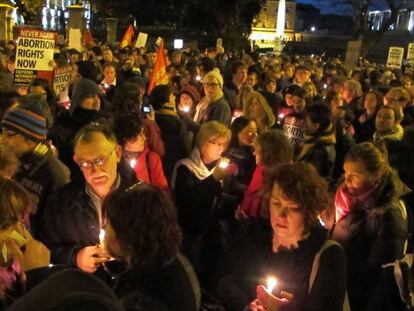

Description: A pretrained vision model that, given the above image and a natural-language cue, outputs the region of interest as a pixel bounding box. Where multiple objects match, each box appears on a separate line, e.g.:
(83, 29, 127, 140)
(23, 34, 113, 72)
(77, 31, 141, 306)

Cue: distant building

(250, 0, 297, 49)
(368, 8, 414, 33)
(41, 0, 91, 31)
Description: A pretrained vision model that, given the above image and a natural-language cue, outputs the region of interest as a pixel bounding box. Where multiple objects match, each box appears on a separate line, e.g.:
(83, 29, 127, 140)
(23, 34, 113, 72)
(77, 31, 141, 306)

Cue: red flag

(120, 25, 134, 49)
(84, 30, 93, 45)
(147, 40, 169, 94)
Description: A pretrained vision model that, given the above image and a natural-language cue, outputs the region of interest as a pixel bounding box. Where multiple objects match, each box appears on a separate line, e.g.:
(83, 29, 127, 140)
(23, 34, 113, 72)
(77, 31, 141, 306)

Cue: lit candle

(182, 106, 190, 113)
(278, 113, 285, 119)
(266, 277, 277, 294)
(99, 229, 106, 248)
(129, 159, 137, 168)
(219, 157, 230, 169)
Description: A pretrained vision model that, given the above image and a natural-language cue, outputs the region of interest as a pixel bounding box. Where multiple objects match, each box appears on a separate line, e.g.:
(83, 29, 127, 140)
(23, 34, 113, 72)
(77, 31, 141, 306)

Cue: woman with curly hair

(218, 163, 347, 311)
(102, 182, 200, 311)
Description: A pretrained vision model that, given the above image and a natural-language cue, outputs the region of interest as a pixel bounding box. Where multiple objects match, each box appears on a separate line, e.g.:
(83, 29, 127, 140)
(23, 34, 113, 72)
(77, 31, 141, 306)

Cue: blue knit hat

(1, 103, 47, 142)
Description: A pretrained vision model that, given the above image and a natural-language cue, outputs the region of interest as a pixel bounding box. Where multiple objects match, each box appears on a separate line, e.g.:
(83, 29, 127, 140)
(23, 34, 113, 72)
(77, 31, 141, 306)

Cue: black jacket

(155, 112, 190, 181)
(38, 164, 138, 266)
(114, 254, 200, 311)
(218, 220, 347, 311)
(13, 143, 70, 238)
(330, 171, 408, 311)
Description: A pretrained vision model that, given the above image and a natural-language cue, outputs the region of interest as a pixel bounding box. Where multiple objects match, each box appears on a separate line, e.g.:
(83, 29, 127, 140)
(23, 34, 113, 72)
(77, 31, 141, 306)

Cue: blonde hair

(243, 91, 275, 129)
(344, 79, 362, 97)
(0, 178, 30, 230)
(195, 121, 231, 149)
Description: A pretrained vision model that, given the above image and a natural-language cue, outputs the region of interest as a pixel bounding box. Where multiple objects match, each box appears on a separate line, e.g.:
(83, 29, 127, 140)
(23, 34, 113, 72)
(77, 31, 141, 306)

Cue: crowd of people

(1, 38, 414, 311)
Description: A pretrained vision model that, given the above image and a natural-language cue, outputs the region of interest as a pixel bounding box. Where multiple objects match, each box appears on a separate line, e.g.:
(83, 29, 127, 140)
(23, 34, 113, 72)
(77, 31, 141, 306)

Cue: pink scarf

(334, 182, 377, 222)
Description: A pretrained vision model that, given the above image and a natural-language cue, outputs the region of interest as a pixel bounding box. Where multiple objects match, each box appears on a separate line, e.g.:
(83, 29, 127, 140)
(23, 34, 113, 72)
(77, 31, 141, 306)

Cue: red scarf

(334, 182, 377, 222)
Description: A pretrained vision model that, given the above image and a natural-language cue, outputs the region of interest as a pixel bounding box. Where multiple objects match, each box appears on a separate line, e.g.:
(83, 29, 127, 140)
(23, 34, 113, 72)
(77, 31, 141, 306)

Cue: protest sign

(53, 66, 72, 96)
(407, 43, 414, 66)
(387, 47, 404, 68)
(14, 28, 56, 86)
(135, 32, 148, 48)
(344, 40, 362, 73)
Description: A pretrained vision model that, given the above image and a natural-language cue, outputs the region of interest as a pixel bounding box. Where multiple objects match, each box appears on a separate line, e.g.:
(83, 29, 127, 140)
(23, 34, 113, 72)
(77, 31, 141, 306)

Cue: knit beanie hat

(1, 102, 47, 142)
(203, 68, 224, 89)
(180, 84, 201, 104)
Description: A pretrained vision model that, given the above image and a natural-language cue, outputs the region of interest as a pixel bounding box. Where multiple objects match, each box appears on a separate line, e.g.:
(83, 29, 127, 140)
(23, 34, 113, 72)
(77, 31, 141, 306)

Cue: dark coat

(13, 144, 70, 238)
(353, 111, 376, 143)
(217, 221, 347, 311)
(298, 140, 336, 179)
(173, 163, 223, 288)
(38, 164, 138, 266)
(155, 112, 191, 181)
(114, 254, 200, 311)
(330, 171, 408, 311)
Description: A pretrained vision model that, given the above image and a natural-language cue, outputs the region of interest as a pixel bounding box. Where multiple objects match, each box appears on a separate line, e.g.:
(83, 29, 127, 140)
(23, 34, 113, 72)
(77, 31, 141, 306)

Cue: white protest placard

(135, 32, 148, 48)
(69, 28, 82, 52)
(407, 43, 414, 66)
(344, 40, 362, 72)
(53, 66, 72, 96)
(155, 37, 163, 47)
(387, 47, 404, 68)
(14, 28, 55, 86)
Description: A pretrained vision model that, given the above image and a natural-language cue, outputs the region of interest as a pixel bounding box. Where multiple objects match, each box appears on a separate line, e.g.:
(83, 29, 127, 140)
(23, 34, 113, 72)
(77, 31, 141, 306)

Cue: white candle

(266, 277, 277, 294)
(219, 157, 230, 169)
(99, 229, 106, 247)
(129, 159, 137, 168)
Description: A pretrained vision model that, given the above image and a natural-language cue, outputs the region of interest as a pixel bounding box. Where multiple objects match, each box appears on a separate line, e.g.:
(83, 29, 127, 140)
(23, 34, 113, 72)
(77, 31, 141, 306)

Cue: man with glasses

(39, 122, 138, 273)
(1, 102, 70, 237)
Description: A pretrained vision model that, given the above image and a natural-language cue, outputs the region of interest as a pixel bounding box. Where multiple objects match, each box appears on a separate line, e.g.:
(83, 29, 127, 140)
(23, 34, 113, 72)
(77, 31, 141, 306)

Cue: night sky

(297, 0, 387, 15)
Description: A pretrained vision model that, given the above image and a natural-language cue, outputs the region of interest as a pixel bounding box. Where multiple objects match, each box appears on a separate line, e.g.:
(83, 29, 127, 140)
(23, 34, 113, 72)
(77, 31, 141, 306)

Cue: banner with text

(387, 47, 404, 69)
(407, 43, 414, 66)
(14, 28, 56, 86)
(53, 66, 72, 97)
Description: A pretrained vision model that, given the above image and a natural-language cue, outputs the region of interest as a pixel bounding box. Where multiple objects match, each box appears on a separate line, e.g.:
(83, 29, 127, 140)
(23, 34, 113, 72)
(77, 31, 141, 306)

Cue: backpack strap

(308, 239, 351, 311)
(308, 239, 341, 294)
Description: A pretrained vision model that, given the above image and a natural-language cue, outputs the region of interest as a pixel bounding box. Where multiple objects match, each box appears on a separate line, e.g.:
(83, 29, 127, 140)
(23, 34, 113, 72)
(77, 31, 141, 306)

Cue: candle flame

(182, 106, 190, 113)
(99, 229, 106, 246)
(267, 277, 277, 293)
(129, 159, 137, 168)
(219, 158, 230, 169)
(278, 113, 285, 119)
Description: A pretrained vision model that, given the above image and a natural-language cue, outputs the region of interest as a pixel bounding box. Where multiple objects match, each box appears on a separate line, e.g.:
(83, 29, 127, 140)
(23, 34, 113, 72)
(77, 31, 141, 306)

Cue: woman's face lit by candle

(269, 184, 305, 243)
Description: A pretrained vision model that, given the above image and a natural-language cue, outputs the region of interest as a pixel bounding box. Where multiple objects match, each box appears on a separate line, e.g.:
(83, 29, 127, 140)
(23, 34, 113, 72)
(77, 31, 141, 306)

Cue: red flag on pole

(120, 25, 134, 49)
(84, 30, 94, 45)
(147, 40, 169, 94)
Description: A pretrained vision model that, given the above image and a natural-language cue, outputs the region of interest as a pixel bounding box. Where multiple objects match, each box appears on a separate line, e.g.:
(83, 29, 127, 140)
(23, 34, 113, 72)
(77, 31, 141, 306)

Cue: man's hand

(249, 285, 292, 311)
(76, 246, 110, 273)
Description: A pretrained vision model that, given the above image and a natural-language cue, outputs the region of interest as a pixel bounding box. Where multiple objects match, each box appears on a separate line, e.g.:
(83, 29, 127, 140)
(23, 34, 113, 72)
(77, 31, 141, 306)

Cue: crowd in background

(1, 38, 414, 310)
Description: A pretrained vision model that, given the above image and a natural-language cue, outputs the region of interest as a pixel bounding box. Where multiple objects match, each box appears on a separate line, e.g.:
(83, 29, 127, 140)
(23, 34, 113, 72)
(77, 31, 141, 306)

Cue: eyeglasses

(76, 148, 116, 170)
